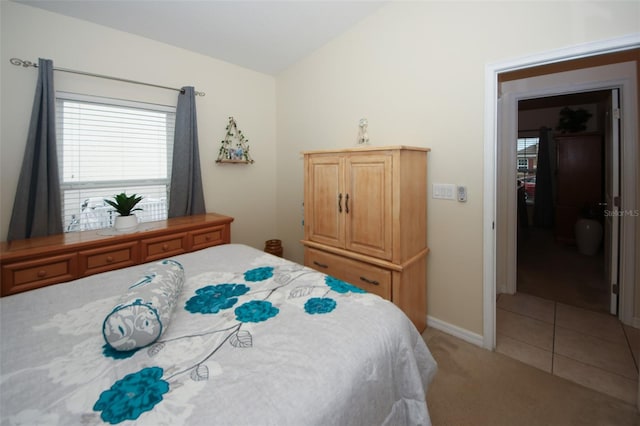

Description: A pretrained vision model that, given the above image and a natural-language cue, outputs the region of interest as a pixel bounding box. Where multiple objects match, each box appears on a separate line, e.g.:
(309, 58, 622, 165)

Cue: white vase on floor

(114, 215, 138, 232)
(574, 218, 602, 256)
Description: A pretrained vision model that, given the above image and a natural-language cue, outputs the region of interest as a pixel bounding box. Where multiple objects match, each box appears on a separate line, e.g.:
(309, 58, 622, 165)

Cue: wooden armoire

(301, 145, 429, 331)
(554, 132, 603, 243)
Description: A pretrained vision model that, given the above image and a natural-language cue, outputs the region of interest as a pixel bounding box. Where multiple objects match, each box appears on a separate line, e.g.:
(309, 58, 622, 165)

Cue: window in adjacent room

(516, 136, 539, 204)
(517, 158, 528, 169)
(56, 92, 175, 232)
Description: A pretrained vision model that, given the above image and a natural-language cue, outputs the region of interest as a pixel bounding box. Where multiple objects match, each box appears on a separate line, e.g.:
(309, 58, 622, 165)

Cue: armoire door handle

(345, 194, 349, 214)
(338, 193, 342, 213)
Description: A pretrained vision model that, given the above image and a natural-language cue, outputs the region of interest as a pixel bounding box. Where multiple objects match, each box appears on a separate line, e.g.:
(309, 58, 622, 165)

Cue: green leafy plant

(104, 193, 144, 216)
(556, 107, 592, 133)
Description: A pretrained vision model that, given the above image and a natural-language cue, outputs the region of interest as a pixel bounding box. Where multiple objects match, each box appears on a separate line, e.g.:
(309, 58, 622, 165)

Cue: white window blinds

(56, 92, 175, 232)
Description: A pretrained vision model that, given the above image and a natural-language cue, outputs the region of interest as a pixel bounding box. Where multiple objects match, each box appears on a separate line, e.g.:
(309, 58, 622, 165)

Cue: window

(517, 158, 529, 169)
(56, 93, 175, 232)
(516, 137, 539, 173)
(517, 137, 539, 204)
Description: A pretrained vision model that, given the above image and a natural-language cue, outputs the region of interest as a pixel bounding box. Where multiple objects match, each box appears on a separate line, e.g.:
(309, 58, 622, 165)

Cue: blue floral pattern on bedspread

(243, 266, 274, 282)
(325, 276, 367, 294)
(235, 300, 280, 322)
(101, 343, 139, 360)
(10, 253, 383, 425)
(184, 283, 250, 314)
(94, 367, 168, 424)
(304, 297, 337, 314)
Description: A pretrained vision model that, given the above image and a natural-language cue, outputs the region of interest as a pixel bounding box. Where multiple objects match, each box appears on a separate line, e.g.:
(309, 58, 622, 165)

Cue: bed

(0, 244, 437, 425)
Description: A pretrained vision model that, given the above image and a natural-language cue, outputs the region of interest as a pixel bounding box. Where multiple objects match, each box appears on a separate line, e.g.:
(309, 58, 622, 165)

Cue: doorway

(516, 90, 612, 314)
(492, 57, 639, 405)
(493, 58, 638, 330)
(483, 36, 639, 409)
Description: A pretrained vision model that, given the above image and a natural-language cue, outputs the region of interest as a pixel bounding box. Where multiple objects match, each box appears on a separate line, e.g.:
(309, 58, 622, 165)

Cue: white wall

(276, 1, 639, 335)
(0, 1, 278, 250)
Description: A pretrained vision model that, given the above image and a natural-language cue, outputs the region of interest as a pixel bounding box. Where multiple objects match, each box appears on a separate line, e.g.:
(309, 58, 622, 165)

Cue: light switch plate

(433, 183, 456, 200)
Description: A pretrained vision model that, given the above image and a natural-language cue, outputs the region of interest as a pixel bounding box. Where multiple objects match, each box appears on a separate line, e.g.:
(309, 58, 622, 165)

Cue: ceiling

(13, 0, 386, 75)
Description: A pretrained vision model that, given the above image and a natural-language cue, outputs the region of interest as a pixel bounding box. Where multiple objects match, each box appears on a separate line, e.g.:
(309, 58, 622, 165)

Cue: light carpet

(423, 327, 639, 426)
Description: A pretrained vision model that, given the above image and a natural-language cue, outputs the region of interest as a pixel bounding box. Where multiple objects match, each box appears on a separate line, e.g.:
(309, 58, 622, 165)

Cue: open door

(603, 89, 620, 315)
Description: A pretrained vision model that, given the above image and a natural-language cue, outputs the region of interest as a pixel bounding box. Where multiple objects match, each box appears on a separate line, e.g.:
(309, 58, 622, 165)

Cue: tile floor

(496, 292, 639, 406)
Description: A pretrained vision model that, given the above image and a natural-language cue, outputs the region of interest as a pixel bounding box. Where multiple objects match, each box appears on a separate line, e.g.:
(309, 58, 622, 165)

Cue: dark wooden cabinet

(554, 133, 602, 243)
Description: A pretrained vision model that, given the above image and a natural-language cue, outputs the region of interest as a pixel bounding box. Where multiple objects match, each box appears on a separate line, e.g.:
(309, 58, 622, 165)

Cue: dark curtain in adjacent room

(533, 126, 554, 228)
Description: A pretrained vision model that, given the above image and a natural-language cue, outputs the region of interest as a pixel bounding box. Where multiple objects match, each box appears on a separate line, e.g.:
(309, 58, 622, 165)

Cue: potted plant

(556, 107, 592, 133)
(104, 193, 143, 231)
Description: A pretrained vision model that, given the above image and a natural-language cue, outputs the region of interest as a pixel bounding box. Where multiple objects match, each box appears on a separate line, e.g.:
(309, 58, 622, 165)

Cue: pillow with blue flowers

(102, 259, 185, 351)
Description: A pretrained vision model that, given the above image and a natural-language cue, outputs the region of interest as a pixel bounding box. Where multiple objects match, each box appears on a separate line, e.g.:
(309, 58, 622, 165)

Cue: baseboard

(630, 316, 640, 329)
(427, 315, 485, 348)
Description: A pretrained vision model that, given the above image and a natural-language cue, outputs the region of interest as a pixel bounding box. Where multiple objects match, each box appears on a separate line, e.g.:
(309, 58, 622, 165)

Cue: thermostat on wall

(457, 185, 467, 202)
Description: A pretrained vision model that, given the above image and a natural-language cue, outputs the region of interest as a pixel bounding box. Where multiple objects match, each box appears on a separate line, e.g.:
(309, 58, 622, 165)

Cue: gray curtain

(533, 126, 554, 228)
(168, 86, 206, 217)
(7, 58, 62, 241)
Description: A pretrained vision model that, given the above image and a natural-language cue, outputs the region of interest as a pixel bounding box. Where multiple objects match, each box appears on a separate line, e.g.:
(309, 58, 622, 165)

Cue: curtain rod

(9, 58, 205, 97)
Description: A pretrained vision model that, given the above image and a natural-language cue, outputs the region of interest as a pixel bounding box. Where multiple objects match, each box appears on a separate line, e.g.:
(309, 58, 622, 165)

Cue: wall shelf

(216, 117, 254, 164)
(216, 159, 252, 164)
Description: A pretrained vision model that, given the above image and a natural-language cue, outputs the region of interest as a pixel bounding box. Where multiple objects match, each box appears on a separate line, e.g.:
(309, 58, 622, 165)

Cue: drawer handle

(313, 261, 328, 269)
(37, 270, 47, 278)
(106, 256, 114, 263)
(360, 276, 379, 285)
(162, 244, 169, 251)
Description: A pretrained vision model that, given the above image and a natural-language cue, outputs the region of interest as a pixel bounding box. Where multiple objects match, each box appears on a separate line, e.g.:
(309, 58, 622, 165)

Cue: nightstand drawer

(189, 225, 226, 251)
(79, 242, 138, 277)
(141, 233, 187, 262)
(305, 248, 391, 300)
(1, 253, 77, 296)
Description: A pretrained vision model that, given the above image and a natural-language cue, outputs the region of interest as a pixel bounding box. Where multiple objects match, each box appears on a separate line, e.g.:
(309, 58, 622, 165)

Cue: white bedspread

(0, 244, 436, 425)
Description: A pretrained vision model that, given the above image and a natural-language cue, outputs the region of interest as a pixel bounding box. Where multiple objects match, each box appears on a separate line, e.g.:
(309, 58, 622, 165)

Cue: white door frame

(605, 89, 621, 315)
(483, 34, 639, 350)
(500, 68, 633, 295)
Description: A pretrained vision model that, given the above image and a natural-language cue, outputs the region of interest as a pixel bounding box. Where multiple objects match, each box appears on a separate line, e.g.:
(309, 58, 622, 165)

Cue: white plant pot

(114, 215, 138, 232)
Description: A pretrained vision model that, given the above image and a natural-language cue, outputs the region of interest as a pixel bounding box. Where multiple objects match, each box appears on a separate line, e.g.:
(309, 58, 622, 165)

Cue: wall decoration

(216, 117, 254, 164)
(357, 118, 369, 145)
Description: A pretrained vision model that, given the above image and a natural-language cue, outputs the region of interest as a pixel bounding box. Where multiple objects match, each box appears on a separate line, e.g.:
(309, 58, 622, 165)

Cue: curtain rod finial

(10, 58, 37, 68)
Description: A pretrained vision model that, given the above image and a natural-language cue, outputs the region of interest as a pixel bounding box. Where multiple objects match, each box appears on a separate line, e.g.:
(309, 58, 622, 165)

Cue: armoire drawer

(305, 247, 391, 300)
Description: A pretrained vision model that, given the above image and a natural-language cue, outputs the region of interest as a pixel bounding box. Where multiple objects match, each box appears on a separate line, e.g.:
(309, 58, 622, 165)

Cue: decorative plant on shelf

(104, 193, 144, 231)
(105, 193, 144, 216)
(216, 116, 254, 164)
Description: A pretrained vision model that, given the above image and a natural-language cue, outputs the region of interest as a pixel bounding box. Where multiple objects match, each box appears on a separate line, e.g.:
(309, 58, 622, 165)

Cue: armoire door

(305, 155, 345, 248)
(345, 153, 393, 260)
